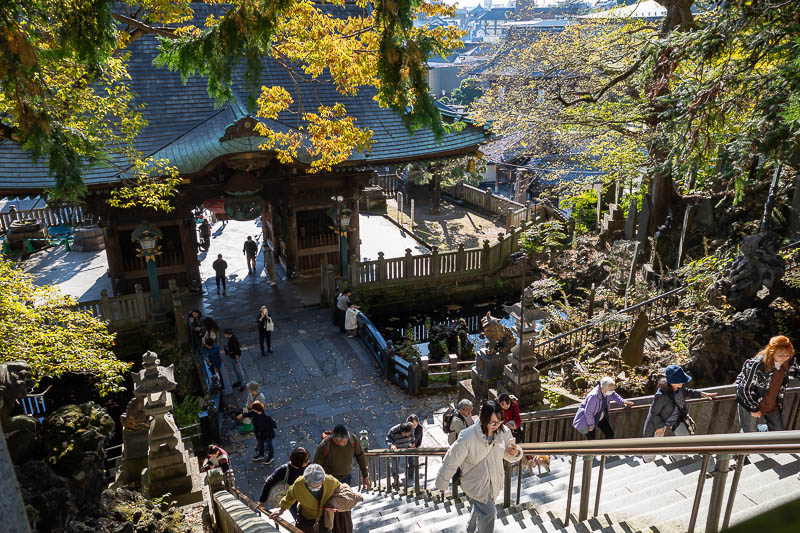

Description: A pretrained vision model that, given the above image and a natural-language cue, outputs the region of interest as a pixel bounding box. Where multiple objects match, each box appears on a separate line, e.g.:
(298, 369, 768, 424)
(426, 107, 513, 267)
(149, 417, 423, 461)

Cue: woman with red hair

(735, 336, 800, 432)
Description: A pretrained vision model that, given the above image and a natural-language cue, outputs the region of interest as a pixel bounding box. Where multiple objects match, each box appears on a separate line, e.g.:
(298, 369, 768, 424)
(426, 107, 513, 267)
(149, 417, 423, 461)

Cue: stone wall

(211, 491, 277, 533)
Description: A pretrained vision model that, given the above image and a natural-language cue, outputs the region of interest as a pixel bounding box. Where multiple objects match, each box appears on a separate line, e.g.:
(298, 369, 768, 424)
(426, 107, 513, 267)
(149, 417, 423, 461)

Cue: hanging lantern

(223, 172, 264, 221)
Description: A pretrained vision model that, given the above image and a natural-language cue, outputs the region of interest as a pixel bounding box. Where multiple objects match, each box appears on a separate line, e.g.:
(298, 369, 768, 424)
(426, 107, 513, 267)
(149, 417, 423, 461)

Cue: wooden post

(410, 199, 415, 230)
(448, 353, 459, 385)
(456, 244, 466, 273)
(404, 248, 413, 278)
(348, 194, 361, 264)
(408, 358, 421, 396)
(377, 252, 386, 282)
(178, 217, 201, 290)
(675, 205, 695, 269)
(100, 289, 112, 322)
(134, 283, 147, 320)
(419, 355, 429, 389)
(287, 199, 299, 277)
(349, 258, 359, 287)
(484, 188, 493, 212)
(482, 239, 492, 272)
(431, 247, 440, 278)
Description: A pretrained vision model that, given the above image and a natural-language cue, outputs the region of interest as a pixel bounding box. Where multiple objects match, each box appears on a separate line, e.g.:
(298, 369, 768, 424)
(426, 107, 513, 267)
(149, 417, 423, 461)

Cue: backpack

(442, 404, 465, 434)
(321, 431, 355, 456)
(265, 465, 292, 509)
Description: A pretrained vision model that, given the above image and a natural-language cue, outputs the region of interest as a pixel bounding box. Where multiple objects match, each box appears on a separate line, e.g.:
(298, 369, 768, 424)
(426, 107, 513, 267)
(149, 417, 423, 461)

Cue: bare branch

(113, 13, 178, 42)
(555, 57, 645, 107)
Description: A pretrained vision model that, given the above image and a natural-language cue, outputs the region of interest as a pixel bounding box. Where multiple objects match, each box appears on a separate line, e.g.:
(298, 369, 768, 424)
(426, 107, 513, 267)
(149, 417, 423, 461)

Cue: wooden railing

(531, 285, 685, 370)
(122, 250, 184, 272)
(350, 221, 532, 288)
(517, 383, 800, 444)
(0, 204, 88, 232)
(75, 285, 174, 328)
(371, 173, 403, 196)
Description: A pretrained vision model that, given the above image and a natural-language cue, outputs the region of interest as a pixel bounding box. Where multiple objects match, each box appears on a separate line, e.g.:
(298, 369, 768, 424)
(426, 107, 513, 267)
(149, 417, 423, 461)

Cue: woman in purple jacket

(572, 377, 633, 440)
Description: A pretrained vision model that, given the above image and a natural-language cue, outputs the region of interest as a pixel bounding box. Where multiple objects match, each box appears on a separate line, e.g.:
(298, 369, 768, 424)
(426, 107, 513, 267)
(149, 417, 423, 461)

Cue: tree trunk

(645, 0, 696, 234)
(432, 172, 442, 214)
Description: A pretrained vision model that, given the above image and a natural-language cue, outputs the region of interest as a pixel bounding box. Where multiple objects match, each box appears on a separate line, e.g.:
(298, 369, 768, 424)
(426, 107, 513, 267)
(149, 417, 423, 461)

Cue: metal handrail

(363, 431, 800, 533)
(228, 485, 304, 533)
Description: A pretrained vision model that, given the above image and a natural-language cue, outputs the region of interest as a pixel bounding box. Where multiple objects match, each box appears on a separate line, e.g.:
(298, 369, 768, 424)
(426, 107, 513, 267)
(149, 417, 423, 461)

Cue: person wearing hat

(643, 365, 716, 443)
(245, 381, 266, 412)
(269, 463, 340, 533)
(224, 328, 246, 391)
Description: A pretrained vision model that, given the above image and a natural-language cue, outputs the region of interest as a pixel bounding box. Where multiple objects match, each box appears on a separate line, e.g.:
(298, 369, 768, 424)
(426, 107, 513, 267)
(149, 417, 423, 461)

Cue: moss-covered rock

(42, 402, 114, 476)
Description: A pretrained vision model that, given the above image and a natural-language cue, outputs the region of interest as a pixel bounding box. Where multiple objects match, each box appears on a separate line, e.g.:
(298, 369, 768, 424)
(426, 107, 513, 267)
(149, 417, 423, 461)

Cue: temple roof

(0, 3, 488, 192)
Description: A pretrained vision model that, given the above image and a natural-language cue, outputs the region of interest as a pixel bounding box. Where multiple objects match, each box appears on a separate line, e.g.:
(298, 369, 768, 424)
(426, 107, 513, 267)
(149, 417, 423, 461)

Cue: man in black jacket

(237, 401, 277, 464)
(224, 328, 246, 391)
(212, 254, 228, 295)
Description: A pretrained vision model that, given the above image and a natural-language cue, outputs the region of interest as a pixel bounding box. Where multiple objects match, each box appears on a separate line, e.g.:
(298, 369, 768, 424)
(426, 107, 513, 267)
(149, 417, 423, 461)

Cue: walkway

(358, 213, 429, 261)
(186, 220, 450, 499)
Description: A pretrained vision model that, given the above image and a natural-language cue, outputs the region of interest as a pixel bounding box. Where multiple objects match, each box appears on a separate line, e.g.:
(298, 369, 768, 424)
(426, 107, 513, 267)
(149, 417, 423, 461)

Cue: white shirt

(436, 423, 522, 503)
(344, 308, 360, 330)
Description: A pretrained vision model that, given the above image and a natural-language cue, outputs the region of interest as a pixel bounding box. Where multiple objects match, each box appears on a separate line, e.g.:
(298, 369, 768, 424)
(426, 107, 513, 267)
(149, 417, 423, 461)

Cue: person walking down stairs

(436, 400, 523, 533)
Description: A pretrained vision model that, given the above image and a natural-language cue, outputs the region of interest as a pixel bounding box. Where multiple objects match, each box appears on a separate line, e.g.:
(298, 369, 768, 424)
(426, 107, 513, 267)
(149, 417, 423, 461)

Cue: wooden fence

(350, 221, 533, 288)
(531, 285, 685, 370)
(0, 204, 88, 232)
(75, 284, 174, 329)
(518, 383, 800, 444)
(371, 173, 403, 196)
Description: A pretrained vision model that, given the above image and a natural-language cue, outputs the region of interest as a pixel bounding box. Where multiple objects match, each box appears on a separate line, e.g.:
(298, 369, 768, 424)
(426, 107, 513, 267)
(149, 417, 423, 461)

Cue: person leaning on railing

(436, 400, 522, 533)
(735, 335, 799, 432)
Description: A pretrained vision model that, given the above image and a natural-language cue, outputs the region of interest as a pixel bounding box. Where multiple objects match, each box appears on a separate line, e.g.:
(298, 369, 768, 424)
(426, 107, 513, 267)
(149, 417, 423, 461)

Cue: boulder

(15, 460, 75, 532)
(686, 308, 780, 386)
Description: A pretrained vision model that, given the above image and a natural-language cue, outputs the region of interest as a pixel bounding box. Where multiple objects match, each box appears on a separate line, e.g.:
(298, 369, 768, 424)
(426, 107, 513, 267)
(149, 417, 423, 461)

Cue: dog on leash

(521, 454, 551, 475)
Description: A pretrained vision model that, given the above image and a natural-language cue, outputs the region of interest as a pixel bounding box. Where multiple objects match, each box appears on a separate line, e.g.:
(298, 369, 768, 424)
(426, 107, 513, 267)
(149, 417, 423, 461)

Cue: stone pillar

(286, 197, 299, 277)
(134, 351, 202, 506)
(119, 396, 150, 487)
(0, 429, 30, 532)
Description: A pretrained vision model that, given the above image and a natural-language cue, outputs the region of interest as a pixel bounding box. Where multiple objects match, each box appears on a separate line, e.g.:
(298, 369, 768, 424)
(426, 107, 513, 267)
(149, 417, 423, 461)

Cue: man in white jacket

(436, 400, 523, 533)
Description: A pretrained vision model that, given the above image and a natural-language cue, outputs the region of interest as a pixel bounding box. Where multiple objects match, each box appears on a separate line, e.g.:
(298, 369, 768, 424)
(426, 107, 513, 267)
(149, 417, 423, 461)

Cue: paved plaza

(184, 219, 452, 499)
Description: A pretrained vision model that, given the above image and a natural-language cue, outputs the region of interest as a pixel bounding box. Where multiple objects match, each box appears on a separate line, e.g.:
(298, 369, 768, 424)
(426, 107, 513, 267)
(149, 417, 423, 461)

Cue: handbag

(684, 414, 697, 435)
(266, 317, 275, 332)
(265, 466, 291, 509)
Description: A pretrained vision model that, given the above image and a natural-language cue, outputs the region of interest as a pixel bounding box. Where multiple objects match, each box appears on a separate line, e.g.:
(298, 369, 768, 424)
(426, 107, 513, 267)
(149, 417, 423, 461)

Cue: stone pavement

(23, 245, 112, 301)
(185, 219, 454, 501)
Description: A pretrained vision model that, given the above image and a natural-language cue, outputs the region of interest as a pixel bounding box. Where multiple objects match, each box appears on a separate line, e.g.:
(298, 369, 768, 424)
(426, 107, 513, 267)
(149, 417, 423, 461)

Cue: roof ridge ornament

(220, 115, 260, 143)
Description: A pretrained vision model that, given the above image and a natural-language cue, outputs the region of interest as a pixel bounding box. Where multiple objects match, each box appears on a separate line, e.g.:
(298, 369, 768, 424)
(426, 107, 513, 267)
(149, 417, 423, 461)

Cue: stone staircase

(349, 452, 800, 533)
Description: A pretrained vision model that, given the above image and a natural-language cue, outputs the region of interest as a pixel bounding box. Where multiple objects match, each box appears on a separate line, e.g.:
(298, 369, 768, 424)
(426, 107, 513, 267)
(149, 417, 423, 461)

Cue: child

(237, 401, 278, 464)
(344, 303, 360, 338)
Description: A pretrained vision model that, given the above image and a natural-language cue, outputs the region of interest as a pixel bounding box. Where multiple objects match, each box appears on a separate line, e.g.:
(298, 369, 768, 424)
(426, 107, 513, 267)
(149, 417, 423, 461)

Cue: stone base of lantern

(502, 363, 545, 411)
(142, 443, 203, 506)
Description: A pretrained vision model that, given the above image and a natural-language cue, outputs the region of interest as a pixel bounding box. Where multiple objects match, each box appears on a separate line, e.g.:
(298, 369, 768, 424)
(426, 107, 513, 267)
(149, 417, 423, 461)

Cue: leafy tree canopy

(0, 259, 129, 395)
(472, 1, 800, 233)
(0, 0, 463, 208)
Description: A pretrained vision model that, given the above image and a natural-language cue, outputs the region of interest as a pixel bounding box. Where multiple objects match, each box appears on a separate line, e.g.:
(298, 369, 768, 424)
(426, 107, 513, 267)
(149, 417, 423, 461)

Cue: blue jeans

(467, 494, 496, 533)
(256, 437, 274, 460)
(229, 357, 247, 385)
(738, 403, 785, 432)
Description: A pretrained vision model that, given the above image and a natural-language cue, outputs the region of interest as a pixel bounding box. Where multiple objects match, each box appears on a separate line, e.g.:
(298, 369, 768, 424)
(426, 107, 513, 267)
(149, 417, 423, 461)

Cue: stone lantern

(132, 351, 203, 505)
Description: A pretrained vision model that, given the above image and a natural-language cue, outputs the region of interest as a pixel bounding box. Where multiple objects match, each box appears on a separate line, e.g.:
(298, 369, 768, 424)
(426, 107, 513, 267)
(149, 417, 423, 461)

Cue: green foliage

(393, 324, 420, 362)
(0, 258, 129, 395)
(408, 154, 486, 188)
(520, 221, 568, 257)
(444, 78, 484, 107)
(561, 189, 598, 234)
(172, 395, 202, 430)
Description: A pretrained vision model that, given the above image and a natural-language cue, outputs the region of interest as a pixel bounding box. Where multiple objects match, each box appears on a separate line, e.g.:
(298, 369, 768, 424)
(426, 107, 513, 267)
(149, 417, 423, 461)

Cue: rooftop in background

(581, 0, 668, 19)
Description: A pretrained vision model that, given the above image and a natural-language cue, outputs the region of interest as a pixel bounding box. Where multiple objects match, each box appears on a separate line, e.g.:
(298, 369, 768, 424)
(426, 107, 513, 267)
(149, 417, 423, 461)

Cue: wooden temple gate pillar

(178, 216, 201, 290)
(102, 225, 125, 295)
(286, 195, 299, 277)
(347, 185, 361, 266)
